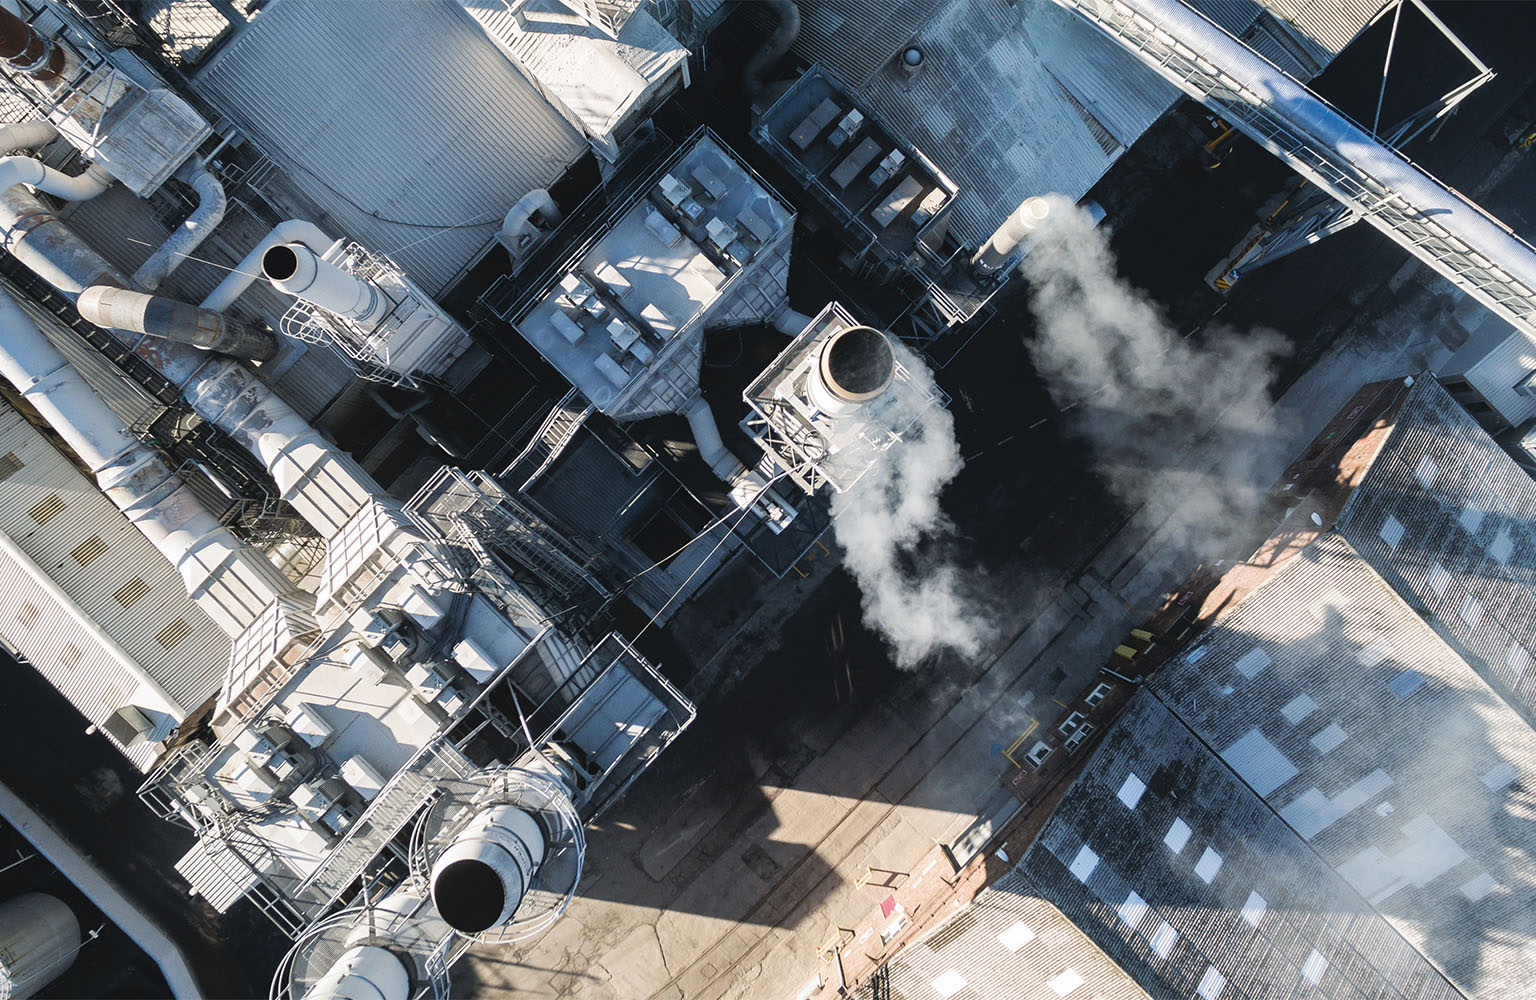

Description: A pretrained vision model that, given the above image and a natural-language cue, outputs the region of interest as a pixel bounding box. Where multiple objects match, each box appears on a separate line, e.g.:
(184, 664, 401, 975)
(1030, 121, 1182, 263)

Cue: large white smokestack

(429, 805, 546, 935)
(807, 324, 896, 416)
(0, 893, 80, 1000)
(972, 196, 1051, 276)
(261, 243, 389, 325)
(299, 945, 408, 1000)
(0, 289, 301, 638)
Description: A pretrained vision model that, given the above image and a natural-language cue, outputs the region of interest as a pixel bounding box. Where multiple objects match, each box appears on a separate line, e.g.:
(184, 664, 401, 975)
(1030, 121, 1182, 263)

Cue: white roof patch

(1047, 969, 1085, 996)
(1413, 454, 1440, 489)
(1149, 920, 1178, 958)
(1222, 728, 1300, 796)
(1234, 647, 1271, 678)
(1459, 506, 1484, 535)
(1068, 844, 1099, 882)
(1281, 693, 1318, 724)
(1426, 561, 1452, 596)
(1378, 514, 1405, 548)
(1480, 761, 1518, 791)
(932, 968, 967, 998)
(1117, 890, 1149, 928)
(997, 921, 1036, 952)
(1198, 965, 1226, 1000)
(1302, 949, 1328, 984)
(1164, 817, 1192, 853)
(1240, 890, 1267, 927)
(1459, 871, 1497, 902)
(1195, 847, 1223, 884)
(1117, 773, 1147, 809)
(1489, 526, 1514, 565)
(1459, 596, 1483, 630)
(1310, 722, 1349, 755)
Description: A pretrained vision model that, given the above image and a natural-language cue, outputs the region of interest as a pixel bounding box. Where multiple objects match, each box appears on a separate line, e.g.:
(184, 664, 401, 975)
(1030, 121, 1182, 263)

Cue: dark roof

(1337, 376, 1536, 726)
(1155, 533, 1536, 1000)
(1020, 694, 1467, 1000)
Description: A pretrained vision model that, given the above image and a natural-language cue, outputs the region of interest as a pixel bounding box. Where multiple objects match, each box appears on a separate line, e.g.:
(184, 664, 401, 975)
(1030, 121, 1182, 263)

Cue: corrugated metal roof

(1338, 377, 1536, 726)
(1456, 325, 1536, 427)
(1022, 693, 1468, 1000)
(792, 0, 946, 87)
(1260, 0, 1388, 57)
(857, 868, 1152, 1000)
(1155, 533, 1536, 1000)
(0, 405, 230, 764)
(527, 428, 654, 538)
(192, 0, 587, 295)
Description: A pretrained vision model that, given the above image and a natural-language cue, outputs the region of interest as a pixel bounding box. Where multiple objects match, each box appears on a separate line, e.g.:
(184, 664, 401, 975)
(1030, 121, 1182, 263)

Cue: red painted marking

(881, 894, 897, 919)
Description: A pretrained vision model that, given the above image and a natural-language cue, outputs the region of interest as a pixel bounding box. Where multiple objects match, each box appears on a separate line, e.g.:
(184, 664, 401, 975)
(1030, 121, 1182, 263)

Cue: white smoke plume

(829, 341, 993, 667)
(1020, 195, 1289, 560)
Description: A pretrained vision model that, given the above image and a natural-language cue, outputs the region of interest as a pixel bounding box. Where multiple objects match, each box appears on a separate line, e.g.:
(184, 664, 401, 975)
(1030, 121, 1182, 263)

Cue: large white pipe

(0, 893, 80, 1000)
(1062, 0, 1536, 335)
(78, 285, 276, 360)
(0, 288, 300, 637)
(201, 220, 335, 313)
(429, 805, 545, 935)
(0, 154, 112, 202)
(133, 164, 227, 291)
(685, 396, 747, 481)
(299, 945, 408, 1000)
(260, 243, 389, 325)
(0, 120, 59, 154)
(972, 196, 1050, 275)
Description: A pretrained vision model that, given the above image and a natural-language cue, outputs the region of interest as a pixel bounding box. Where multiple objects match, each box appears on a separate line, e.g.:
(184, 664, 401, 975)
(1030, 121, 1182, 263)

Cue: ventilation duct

(429, 805, 546, 935)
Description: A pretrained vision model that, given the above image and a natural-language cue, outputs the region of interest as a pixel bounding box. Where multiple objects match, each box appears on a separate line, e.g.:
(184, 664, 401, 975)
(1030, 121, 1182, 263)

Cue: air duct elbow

(498, 189, 561, 262)
(133, 165, 226, 290)
(972, 196, 1051, 276)
(76, 285, 277, 360)
(807, 325, 895, 417)
(262, 242, 388, 324)
(744, 0, 800, 96)
(0, 155, 112, 202)
(300, 945, 408, 1000)
(429, 805, 546, 935)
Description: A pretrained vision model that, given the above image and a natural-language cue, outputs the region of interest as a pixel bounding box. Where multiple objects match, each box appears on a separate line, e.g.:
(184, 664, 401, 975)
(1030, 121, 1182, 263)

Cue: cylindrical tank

(429, 805, 546, 935)
(0, 893, 80, 1000)
(299, 945, 407, 1000)
(807, 325, 896, 417)
(972, 195, 1051, 276)
(262, 244, 388, 325)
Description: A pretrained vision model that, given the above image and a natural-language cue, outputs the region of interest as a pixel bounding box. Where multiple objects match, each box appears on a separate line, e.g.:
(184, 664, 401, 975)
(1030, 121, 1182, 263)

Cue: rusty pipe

(0, 7, 66, 82)
(77, 286, 277, 361)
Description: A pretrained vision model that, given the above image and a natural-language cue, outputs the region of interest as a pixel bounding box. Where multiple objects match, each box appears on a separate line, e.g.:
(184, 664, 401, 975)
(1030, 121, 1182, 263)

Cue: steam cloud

(1020, 195, 1288, 559)
(829, 342, 992, 668)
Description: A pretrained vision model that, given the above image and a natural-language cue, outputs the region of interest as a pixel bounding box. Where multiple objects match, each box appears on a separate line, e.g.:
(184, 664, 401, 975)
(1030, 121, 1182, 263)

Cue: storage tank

(0, 893, 80, 1000)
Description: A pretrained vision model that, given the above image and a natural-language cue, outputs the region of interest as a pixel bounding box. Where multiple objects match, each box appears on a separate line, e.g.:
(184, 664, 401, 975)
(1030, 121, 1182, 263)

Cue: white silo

(0, 893, 80, 1000)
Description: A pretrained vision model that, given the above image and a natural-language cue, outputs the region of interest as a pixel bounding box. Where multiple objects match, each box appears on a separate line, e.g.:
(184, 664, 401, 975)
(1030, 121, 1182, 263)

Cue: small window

(1025, 741, 1053, 768)
(1085, 682, 1112, 707)
(1198, 966, 1226, 1000)
(1058, 711, 1085, 737)
(0, 452, 22, 482)
(70, 535, 107, 566)
(15, 601, 39, 628)
(997, 921, 1035, 952)
(1195, 847, 1223, 883)
(1389, 669, 1426, 699)
(1459, 597, 1482, 630)
(1068, 845, 1099, 882)
(1241, 890, 1267, 927)
(1459, 507, 1484, 535)
(1413, 455, 1440, 490)
(1063, 723, 1095, 752)
(1427, 562, 1452, 597)
(113, 577, 150, 608)
(1117, 890, 1148, 927)
(1164, 818, 1192, 853)
(1234, 647, 1271, 678)
(1301, 950, 1328, 984)
(154, 617, 193, 650)
(1148, 921, 1178, 959)
(1047, 969, 1084, 997)
(1378, 514, 1405, 549)
(27, 492, 65, 525)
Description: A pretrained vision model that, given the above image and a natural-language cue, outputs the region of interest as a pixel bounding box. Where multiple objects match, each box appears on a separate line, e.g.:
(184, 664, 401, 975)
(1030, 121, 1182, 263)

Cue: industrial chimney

(807, 324, 896, 416)
(429, 804, 548, 935)
(972, 196, 1051, 277)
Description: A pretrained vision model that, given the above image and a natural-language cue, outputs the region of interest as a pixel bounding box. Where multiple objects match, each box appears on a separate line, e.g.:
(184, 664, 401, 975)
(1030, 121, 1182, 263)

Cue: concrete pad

(600, 923, 677, 999)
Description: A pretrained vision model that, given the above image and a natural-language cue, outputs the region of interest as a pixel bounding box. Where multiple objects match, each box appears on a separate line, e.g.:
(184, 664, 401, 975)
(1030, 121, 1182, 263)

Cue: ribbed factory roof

(0, 403, 230, 767)
(1021, 693, 1467, 1000)
(787, 0, 1388, 246)
(1155, 533, 1536, 1000)
(854, 867, 1152, 1000)
(1335, 377, 1536, 726)
(192, 0, 588, 295)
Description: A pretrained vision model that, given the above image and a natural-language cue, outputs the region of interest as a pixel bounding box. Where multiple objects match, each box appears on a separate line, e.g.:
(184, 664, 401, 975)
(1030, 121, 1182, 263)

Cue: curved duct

(685, 395, 747, 481)
(429, 805, 546, 935)
(0, 893, 79, 1000)
(202, 219, 335, 312)
(299, 945, 408, 1000)
(77, 285, 277, 360)
(0, 288, 301, 640)
(133, 163, 226, 291)
(972, 196, 1050, 276)
(743, 0, 800, 96)
(498, 188, 561, 261)
(806, 325, 895, 416)
(262, 242, 388, 325)
(0, 155, 112, 202)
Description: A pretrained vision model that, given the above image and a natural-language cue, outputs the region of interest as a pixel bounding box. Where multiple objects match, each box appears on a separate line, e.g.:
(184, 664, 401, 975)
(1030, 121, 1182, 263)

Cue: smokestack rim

(260, 243, 302, 282)
(431, 857, 509, 935)
(818, 325, 895, 402)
